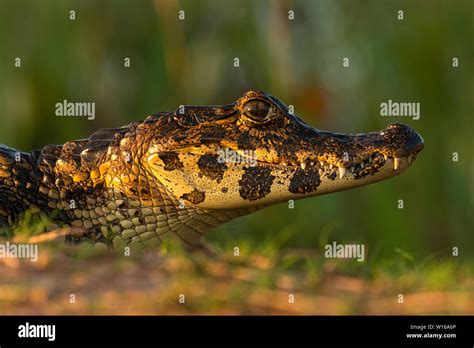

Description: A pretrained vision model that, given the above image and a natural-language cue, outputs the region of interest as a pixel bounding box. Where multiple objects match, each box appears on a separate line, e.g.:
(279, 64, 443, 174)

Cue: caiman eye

(243, 99, 271, 122)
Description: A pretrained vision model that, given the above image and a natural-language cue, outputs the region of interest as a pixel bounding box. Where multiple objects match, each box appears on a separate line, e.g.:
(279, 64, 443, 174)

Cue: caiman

(0, 91, 424, 250)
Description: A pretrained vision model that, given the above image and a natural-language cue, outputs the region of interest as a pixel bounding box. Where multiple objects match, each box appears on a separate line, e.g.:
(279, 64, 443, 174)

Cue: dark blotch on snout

(239, 166, 275, 201)
(289, 168, 321, 194)
(197, 154, 227, 183)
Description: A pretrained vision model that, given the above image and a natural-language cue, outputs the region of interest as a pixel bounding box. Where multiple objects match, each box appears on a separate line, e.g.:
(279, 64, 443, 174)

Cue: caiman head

(146, 90, 424, 210)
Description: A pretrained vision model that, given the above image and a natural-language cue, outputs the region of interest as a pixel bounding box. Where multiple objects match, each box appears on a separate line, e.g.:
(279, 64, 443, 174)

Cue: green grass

(0, 214, 473, 314)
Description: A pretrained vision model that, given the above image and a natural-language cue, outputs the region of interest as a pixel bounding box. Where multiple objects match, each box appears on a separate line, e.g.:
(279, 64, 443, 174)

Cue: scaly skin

(0, 91, 424, 250)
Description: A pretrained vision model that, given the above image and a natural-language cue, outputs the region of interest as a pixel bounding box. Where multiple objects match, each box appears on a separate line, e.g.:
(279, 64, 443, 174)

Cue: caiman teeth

(338, 167, 346, 179)
(272, 152, 408, 173)
(394, 157, 399, 170)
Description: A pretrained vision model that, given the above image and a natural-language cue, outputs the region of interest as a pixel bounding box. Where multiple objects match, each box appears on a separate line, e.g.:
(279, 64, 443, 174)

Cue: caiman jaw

(247, 122, 424, 177)
(291, 122, 425, 182)
(147, 91, 424, 210)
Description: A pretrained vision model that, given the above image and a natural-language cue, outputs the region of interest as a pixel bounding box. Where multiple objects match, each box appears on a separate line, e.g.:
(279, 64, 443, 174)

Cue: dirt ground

(1, 239, 472, 315)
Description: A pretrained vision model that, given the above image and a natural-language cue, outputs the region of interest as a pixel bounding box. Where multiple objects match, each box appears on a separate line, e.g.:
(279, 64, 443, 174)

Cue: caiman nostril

(387, 123, 414, 132)
(388, 123, 405, 129)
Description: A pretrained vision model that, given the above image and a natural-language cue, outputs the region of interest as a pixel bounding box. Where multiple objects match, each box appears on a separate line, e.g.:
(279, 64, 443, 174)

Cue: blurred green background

(0, 0, 472, 264)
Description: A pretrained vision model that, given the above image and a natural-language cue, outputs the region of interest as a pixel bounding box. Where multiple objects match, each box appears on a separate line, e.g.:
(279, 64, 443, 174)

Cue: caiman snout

(303, 122, 424, 180)
(382, 123, 424, 157)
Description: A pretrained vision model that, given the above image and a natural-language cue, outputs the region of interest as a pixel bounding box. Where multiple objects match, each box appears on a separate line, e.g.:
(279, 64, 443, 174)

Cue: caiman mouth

(167, 122, 424, 184)
(224, 122, 424, 181)
(316, 151, 418, 179)
(252, 150, 420, 179)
